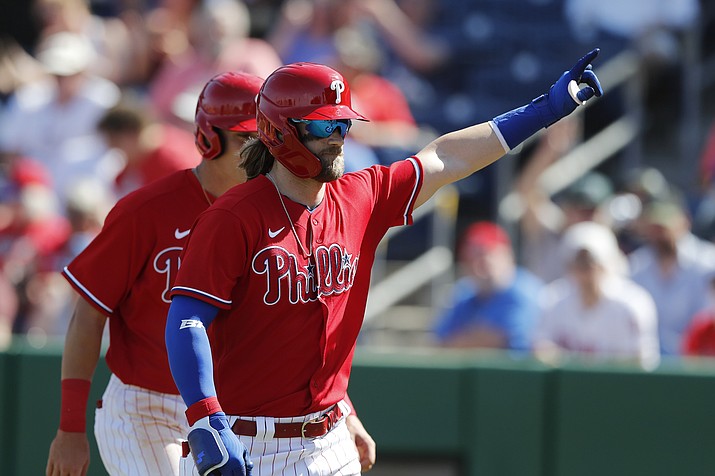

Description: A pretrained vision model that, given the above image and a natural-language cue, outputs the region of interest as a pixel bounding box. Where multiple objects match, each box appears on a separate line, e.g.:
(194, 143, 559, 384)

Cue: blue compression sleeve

(165, 295, 220, 407)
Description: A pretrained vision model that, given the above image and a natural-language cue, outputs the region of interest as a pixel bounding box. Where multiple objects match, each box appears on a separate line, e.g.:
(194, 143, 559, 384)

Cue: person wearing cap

(431, 221, 542, 351)
(628, 199, 715, 356)
(533, 221, 660, 370)
(0, 31, 121, 207)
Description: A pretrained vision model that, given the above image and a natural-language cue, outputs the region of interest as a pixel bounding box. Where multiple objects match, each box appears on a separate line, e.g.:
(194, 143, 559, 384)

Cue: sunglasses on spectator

(291, 119, 352, 138)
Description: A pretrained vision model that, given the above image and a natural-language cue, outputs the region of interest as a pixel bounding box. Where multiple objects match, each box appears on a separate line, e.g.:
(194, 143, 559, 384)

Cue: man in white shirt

(534, 221, 660, 370)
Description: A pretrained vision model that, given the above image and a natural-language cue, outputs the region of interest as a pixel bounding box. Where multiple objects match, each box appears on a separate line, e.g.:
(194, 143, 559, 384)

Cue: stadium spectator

(0, 31, 121, 206)
(148, 0, 282, 127)
(629, 199, 715, 356)
(533, 221, 660, 370)
(0, 158, 72, 337)
(31, 0, 143, 85)
(267, 0, 355, 66)
(514, 117, 615, 284)
(130, 0, 202, 86)
(682, 275, 715, 357)
(351, 0, 456, 135)
(96, 96, 199, 197)
(432, 221, 542, 352)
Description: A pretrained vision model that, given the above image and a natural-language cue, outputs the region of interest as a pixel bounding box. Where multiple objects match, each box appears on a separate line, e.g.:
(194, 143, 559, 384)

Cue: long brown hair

(240, 138, 275, 179)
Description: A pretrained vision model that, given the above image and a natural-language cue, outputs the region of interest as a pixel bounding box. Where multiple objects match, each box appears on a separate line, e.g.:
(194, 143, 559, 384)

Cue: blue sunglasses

(291, 119, 352, 138)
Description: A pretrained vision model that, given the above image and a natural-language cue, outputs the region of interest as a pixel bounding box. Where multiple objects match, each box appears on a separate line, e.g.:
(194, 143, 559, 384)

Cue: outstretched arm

(414, 49, 603, 208)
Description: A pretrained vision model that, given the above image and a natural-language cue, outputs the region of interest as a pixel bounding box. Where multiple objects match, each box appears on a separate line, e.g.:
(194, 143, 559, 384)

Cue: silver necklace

(266, 173, 312, 258)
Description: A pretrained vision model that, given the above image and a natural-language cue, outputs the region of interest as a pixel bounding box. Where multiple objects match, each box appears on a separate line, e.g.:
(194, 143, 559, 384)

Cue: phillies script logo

(252, 244, 358, 304)
(154, 247, 182, 303)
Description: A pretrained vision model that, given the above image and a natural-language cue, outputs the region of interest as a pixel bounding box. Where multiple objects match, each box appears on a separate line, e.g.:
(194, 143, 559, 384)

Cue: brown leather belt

(232, 404, 343, 439)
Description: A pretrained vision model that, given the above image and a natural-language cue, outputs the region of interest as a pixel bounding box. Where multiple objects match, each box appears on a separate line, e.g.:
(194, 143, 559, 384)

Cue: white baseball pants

(94, 374, 189, 475)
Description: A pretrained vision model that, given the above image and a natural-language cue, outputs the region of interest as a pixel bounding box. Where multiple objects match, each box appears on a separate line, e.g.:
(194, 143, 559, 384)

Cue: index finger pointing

(569, 48, 600, 77)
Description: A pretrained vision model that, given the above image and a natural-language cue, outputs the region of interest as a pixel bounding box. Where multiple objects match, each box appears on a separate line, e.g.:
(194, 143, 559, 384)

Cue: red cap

(11, 157, 52, 187)
(461, 221, 511, 253)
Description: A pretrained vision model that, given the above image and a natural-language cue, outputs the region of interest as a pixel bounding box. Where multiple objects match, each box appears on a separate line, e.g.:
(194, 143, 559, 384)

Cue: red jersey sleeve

(170, 207, 248, 309)
(63, 199, 147, 314)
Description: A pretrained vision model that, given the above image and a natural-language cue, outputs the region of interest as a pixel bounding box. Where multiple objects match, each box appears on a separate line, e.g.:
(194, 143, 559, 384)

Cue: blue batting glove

(492, 48, 603, 150)
(188, 413, 253, 476)
(534, 48, 603, 126)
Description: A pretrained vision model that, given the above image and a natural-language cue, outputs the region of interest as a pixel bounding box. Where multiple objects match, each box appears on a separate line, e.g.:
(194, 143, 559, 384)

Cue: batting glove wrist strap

(59, 378, 91, 432)
(492, 48, 603, 150)
(188, 413, 254, 476)
(186, 396, 223, 426)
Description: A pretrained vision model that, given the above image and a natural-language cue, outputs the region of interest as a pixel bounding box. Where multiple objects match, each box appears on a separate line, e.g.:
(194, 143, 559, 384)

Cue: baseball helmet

(256, 62, 368, 178)
(195, 71, 263, 160)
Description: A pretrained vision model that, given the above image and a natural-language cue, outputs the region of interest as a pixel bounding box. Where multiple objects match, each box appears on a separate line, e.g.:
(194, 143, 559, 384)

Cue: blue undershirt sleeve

(165, 295, 220, 407)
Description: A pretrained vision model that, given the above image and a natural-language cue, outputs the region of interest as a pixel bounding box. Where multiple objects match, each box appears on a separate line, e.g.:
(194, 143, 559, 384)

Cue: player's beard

(314, 147, 345, 183)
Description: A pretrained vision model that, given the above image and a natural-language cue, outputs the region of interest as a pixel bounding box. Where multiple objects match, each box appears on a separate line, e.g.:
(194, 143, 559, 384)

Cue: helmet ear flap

(194, 111, 222, 160)
(257, 111, 283, 147)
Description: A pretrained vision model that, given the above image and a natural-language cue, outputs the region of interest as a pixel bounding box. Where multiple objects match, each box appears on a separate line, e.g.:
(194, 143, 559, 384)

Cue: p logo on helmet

(330, 80, 345, 104)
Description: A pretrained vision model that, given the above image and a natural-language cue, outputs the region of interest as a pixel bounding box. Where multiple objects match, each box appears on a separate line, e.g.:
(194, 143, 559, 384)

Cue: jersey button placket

(310, 218, 323, 245)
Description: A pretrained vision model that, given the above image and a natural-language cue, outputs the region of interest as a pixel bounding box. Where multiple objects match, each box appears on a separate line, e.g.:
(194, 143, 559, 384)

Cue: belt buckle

(301, 414, 327, 439)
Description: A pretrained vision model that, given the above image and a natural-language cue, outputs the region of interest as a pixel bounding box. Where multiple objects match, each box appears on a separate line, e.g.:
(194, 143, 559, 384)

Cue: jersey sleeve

(351, 157, 423, 226)
(62, 199, 148, 315)
(170, 208, 247, 309)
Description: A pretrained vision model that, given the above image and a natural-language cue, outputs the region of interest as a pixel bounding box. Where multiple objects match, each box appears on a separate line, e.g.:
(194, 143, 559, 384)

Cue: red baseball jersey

(171, 158, 423, 416)
(63, 169, 211, 394)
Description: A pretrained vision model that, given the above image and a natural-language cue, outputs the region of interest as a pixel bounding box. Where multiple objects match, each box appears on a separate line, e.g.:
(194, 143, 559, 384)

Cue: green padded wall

(349, 350, 465, 455)
(464, 358, 551, 476)
(0, 346, 16, 475)
(12, 340, 111, 476)
(15, 341, 65, 476)
(552, 361, 715, 476)
(5, 345, 715, 476)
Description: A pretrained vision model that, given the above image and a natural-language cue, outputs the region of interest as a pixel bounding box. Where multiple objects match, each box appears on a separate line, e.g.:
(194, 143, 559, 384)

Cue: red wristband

(59, 379, 91, 433)
(185, 396, 222, 426)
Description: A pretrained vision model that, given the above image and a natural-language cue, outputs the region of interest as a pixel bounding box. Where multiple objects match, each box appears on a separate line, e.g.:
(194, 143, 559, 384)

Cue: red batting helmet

(195, 71, 263, 160)
(256, 62, 368, 178)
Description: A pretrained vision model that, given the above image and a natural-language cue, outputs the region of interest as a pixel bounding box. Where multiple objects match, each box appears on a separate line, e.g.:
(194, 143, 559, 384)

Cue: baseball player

(165, 49, 603, 475)
(46, 72, 262, 476)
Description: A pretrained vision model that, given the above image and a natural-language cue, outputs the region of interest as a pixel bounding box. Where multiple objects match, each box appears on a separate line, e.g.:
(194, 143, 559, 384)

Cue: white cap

(36, 32, 95, 76)
(560, 221, 628, 275)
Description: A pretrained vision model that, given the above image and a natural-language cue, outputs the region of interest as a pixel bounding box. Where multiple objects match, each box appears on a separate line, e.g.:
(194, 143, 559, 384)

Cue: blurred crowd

(433, 115, 715, 368)
(0, 0, 713, 367)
